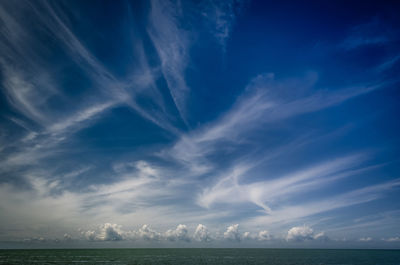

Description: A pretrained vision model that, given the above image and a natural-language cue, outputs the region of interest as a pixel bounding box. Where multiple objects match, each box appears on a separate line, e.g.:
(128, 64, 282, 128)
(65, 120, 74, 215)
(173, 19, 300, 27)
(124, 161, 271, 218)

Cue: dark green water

(0, 248, 399, 265)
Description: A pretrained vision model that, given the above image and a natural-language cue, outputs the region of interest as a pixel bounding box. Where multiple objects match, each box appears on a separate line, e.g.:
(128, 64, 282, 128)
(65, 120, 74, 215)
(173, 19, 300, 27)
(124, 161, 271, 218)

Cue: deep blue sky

(0, 0, 400, 247)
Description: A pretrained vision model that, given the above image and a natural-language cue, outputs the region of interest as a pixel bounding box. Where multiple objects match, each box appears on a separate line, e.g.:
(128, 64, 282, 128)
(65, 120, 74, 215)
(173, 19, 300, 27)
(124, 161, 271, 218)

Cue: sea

(0, 248, 399, 265)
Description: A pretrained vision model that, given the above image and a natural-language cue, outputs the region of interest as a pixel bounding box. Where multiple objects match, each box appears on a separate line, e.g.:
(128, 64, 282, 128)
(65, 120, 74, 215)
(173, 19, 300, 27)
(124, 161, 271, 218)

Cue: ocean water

(0, 248, 399, 265)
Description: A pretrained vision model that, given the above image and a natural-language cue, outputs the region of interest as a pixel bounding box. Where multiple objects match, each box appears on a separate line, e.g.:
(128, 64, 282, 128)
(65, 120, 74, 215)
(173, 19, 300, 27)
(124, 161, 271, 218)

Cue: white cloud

(63, 233, 72, 241)
(383, 237, 400, 242)
(137, 225, 161, 241)
(286, 225, 314, 242)
(0, 0, 183, 180)
(243, 177, 400, 230)
(81, 223, 125, 242)
(23, 237, 46, 243)
(83, 231, 96, 241)
(200, 1, 241, 49)
(48, 101, 116, 135)
(242, 231, 252, 240)
(193, 224, 211, 242)
(0, 2, 393, 243)
(359, 237, 373, 242)
(189, 73, 376, 146)
(198, 154, 368, 213)
(147, 0, 190, 124)
(224, 224, 241, 241)
(165, 224, 190, 242)
(1, 69, 382, 242)
(1, 69, 49, 124)
(164, 72, 381, 215)
(313, 232, 329, 241)
(258, 230, 272, 241)
(97, 223, 124, 241)
(135, 161, 160, 178)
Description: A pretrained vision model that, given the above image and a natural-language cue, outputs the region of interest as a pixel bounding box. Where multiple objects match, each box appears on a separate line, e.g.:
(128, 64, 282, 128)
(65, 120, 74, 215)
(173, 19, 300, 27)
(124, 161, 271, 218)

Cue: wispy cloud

(147, 0, 191, 125)
(0, 0, 191, 182)
(200, 0, 243, 50)
(196, 153, 376, 216)
(146, 0, 244, 124)
(0, 68, 390, 242)
(340, 18, 397, 50)
(383, 237, 400, 242)
(247, 178, 400, 229)
(166, 72, 378, 172)
(0, 0, 398, 246)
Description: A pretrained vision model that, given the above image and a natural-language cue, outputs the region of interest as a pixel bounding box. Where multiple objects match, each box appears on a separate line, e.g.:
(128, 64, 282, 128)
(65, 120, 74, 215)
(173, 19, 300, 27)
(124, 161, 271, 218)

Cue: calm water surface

(0, 248, 399, 265)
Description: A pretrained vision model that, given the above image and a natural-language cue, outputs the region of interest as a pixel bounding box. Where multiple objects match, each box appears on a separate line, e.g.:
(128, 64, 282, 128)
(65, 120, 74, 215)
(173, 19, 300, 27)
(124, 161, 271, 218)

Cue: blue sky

(0, 0, 400, 248)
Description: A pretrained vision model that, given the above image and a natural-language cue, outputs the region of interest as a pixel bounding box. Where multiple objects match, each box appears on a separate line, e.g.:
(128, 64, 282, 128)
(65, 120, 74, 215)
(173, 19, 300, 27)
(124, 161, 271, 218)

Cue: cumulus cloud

(287, 225, 314, 241)
(243, 231, 253, 240)
(286, 225, 327, 242)
(193, 224, 211, 242)
(224, 224, 241, 241)
(98, 223, 124, 241)
(63, 233, 72, 241)
(258, 230, 272, 241)
(137, 224, 161, 241)
(359, 237, 373, 242)
(83, 230, 96, 241)
(165, 224, 190, 242)
(82, 223, 124, 241)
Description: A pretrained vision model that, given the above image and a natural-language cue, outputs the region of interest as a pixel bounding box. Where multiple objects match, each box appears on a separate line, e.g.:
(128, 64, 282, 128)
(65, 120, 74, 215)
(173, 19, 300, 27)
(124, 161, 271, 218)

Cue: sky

(0, 0, 400, 248)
